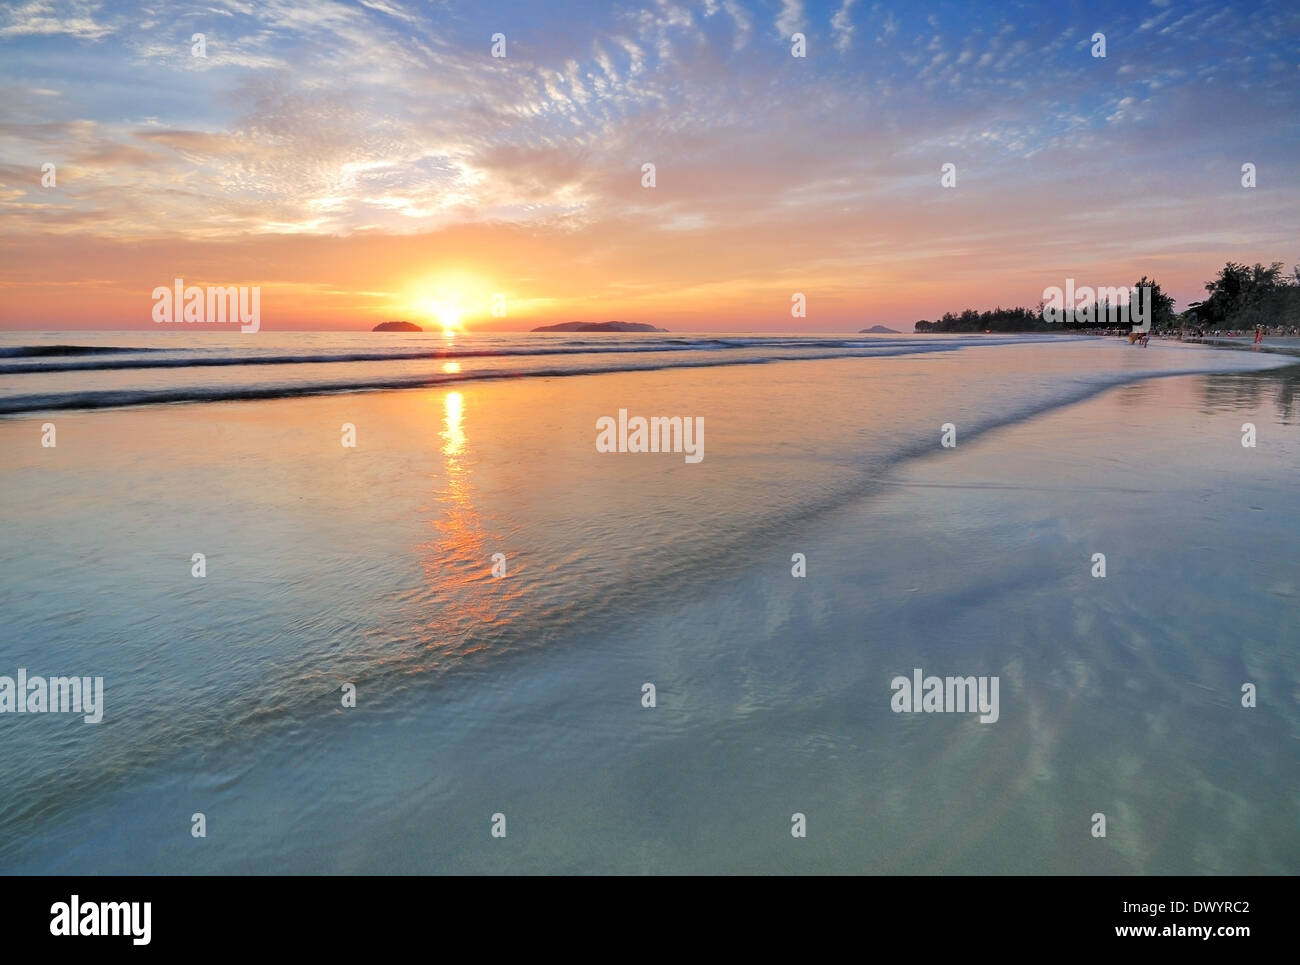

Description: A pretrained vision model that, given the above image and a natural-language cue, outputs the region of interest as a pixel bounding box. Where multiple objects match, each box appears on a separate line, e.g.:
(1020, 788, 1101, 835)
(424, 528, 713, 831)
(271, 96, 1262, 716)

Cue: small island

(531, 321, 667, 333)
(372, 320, 422, 332)
(859, 325, 900, 334)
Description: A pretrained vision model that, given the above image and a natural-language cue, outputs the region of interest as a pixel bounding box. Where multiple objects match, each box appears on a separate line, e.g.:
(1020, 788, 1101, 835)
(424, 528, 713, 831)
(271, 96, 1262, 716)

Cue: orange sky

(1, 0, 1297, 332)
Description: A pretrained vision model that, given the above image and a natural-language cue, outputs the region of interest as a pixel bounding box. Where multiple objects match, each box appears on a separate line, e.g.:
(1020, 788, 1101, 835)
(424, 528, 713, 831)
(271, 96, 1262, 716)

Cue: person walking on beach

(1254, 326, 1264, 346)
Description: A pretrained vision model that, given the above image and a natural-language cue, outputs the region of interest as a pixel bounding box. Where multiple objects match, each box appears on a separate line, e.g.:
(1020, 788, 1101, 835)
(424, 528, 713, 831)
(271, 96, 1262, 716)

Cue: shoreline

(0, 354, 1296, 873)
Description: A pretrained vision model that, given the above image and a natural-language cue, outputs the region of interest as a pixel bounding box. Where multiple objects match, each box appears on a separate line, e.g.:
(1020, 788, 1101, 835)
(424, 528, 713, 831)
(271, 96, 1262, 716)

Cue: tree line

(912, 263, 1300, 333)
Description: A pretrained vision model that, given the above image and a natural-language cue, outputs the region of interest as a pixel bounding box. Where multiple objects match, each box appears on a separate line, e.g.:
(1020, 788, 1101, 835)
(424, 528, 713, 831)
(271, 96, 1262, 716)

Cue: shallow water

(0, 336, 1295, 872)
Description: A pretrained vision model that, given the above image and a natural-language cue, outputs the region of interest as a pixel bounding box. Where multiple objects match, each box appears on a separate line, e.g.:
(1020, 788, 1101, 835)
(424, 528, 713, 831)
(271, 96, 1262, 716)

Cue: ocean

(0, 331, 1296, 873)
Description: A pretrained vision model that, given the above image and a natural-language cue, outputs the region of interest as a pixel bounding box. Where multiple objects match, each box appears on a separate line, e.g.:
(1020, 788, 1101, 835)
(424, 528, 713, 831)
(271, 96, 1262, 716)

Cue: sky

(0, 0, 1297, 332)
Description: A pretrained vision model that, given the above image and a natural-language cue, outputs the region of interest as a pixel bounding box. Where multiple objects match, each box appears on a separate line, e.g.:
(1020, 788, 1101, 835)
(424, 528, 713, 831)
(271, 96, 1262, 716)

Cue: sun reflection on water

(442, 390, 465, 457)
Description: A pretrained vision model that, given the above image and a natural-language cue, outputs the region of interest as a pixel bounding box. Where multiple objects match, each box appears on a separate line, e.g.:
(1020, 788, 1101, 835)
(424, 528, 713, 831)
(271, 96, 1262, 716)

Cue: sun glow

(405, 270, 494, 335)
(421, 298, 461, 335)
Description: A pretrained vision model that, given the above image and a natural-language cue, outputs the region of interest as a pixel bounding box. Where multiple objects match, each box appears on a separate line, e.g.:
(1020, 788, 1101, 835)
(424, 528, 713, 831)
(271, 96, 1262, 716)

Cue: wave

(0, 344, 162, 358)
(2, 338, 1292, 416)
(0, 335, 944, 375)
(0, 342, 979, 413)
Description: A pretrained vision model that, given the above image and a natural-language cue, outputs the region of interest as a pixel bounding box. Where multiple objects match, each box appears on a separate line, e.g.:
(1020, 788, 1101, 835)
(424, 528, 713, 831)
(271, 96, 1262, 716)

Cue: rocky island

(372, 320, 422, 332)
(531, 321, 667, 333)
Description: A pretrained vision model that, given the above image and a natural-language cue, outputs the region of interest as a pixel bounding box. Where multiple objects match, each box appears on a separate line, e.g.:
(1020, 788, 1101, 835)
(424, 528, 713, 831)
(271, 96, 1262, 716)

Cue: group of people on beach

(1101, 324, 1296, 344)
(1184, 324, 1298, 339)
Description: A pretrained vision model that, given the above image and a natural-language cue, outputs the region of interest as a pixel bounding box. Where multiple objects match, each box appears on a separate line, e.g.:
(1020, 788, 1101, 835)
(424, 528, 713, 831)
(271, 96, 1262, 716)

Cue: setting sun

(402, 270, 495, 334)
(419, 297, 461, 334)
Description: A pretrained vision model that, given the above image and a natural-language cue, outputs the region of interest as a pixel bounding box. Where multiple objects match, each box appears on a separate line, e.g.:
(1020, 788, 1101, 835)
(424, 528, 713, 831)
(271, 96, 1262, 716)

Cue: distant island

(532, 321, 667, 333)
(372, 320, 422, 332)
(860, 325, 900, 334)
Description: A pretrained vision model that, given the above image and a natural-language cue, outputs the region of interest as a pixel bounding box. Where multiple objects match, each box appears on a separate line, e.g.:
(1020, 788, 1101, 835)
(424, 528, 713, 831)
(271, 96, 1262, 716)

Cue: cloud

(723, 0, 752, 49)
(832, 0, 857, 52)
(0, 0, 116, 39)
(776, 0, 803, 38)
